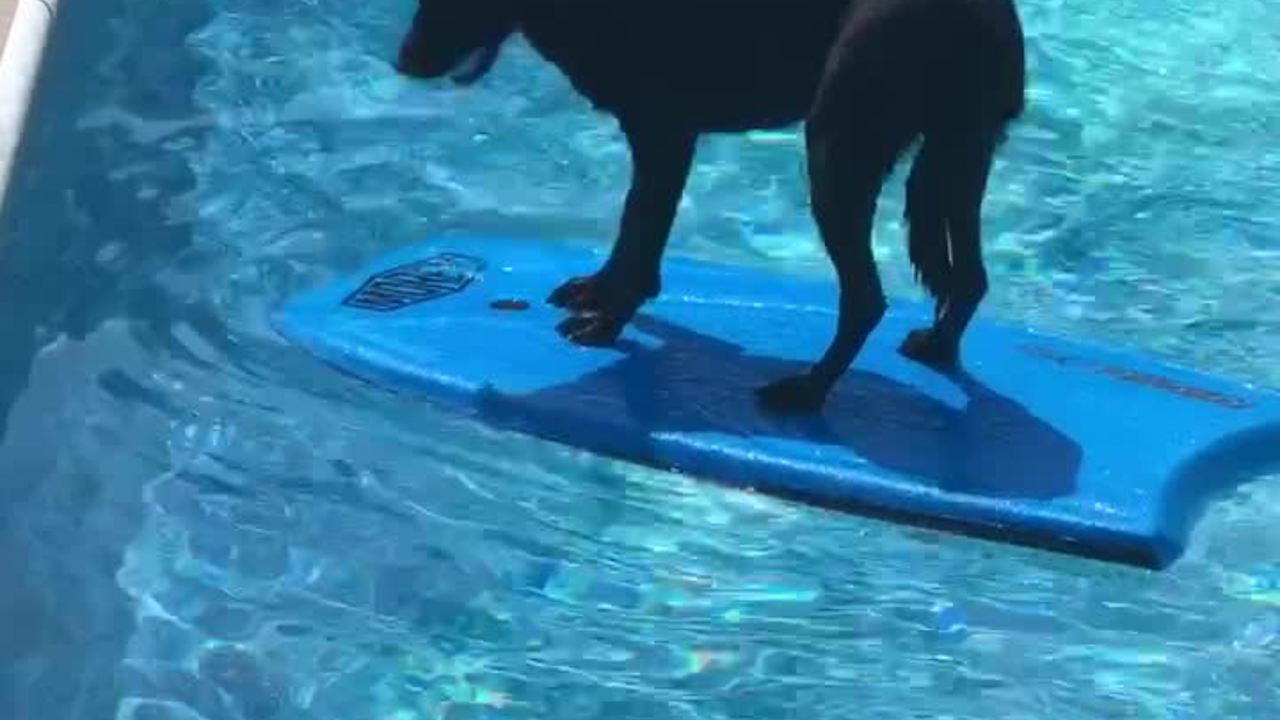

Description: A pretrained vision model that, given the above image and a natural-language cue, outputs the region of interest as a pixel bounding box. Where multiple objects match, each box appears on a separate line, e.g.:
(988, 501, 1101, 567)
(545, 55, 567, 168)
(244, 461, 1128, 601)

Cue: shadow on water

(480, 314, 1083, 502)
(0, 1, 217, 718)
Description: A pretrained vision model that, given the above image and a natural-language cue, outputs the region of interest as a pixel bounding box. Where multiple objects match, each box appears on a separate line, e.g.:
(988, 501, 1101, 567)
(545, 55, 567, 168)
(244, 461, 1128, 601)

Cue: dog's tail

(904, 0, 1023, 304)
(904, 137, 952, 302)
(903, 126, 1002, 305)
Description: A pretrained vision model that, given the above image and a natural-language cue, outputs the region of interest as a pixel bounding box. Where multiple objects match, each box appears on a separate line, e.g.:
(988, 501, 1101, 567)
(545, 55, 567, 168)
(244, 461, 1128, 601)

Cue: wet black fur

(397, 0, 1027, 414)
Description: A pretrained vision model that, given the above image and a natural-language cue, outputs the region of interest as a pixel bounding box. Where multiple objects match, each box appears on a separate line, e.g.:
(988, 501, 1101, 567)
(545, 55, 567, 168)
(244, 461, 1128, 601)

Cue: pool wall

(0, 0, 216, 716)
(0, 0, 58, 204)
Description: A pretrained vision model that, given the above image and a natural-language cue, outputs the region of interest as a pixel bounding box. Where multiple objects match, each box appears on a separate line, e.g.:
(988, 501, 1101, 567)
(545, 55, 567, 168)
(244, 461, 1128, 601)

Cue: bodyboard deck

(272, 235, 1280, 569)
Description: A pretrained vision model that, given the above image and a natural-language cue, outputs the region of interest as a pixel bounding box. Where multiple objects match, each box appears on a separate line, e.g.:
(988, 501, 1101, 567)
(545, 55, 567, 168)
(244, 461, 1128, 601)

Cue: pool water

(1, 0, 1279, 718)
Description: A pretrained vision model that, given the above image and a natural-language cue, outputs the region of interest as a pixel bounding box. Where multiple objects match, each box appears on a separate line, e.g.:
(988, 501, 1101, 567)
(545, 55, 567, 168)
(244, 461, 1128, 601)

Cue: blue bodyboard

(272, 235, 1280, 569)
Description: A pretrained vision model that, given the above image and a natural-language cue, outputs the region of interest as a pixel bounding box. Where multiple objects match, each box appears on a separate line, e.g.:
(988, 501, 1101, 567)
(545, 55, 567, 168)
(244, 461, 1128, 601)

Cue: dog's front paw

(547, 271, 656, 314)
(556, 312, 626, 347)
(897, 328, 959, 370)
(756, 374, 830, 415)
(547, 275, 602, 312)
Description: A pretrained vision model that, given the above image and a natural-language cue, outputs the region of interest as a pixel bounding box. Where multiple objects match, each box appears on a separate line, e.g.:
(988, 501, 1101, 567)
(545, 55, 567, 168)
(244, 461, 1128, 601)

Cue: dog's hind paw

(898, 328, 959, 370)
(756, 374, 830, 415)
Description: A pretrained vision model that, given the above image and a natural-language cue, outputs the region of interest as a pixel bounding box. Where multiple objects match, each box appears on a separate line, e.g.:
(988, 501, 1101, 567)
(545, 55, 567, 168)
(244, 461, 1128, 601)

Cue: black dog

(396, 0, 1026, 414)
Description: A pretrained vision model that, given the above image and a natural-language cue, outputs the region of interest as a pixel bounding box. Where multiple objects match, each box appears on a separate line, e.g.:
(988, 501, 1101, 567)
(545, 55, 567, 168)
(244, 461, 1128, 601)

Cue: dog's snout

(395, 38, 431, 78)
(394, 20, 437, 77)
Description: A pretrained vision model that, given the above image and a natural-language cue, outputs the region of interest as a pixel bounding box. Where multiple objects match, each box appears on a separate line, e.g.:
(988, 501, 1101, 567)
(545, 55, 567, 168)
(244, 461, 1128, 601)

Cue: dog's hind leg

(548, 125, 696, 346)
(756, 114, 916, 415)
(898, 0, 1024, 369)
(757, 0, 962, 412)
(755, 0, 932, 415)
(897, 126, 1002, 370)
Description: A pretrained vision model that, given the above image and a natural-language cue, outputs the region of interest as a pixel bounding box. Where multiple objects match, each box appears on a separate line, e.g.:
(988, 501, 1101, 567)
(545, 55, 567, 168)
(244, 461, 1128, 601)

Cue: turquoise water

(1, 0, 1279, 718)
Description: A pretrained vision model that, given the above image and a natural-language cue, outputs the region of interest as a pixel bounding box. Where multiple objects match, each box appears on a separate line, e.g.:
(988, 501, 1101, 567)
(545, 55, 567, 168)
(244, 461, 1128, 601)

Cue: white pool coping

(0, 0, 58, 206)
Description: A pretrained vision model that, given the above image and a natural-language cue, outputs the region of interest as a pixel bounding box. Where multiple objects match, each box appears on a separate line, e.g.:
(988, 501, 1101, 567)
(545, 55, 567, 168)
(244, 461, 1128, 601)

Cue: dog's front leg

(549, 124, 696, 347)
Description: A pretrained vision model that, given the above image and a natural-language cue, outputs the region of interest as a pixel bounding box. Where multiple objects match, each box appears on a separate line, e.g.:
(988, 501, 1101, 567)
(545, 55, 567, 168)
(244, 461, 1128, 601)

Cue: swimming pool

(1, 0, 1278, 717)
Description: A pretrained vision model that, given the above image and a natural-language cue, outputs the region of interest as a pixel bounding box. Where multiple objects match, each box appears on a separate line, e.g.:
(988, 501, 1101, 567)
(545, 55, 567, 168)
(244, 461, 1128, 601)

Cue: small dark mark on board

(490, 299, 530, 311)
